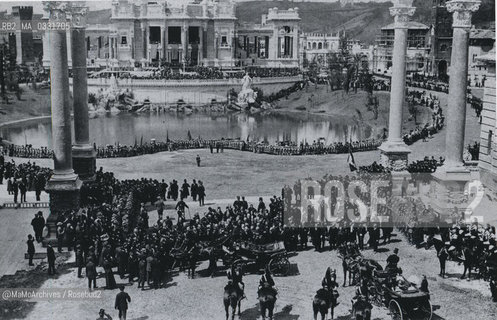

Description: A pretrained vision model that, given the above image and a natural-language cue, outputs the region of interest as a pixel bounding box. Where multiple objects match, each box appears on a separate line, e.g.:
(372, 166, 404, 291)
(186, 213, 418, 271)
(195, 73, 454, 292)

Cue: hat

(393, 248, 399, 254)
(445, 241, 450, 245)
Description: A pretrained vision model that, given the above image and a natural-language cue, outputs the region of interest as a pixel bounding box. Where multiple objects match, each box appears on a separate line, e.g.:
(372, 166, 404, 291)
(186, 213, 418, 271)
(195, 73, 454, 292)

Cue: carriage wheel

(269, 256, 290, 276)
(389, 300, 403, 320)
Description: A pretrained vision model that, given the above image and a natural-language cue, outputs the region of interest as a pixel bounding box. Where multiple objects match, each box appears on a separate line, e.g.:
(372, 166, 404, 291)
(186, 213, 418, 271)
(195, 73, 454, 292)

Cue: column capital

(389, 0, 416, 28)
(69, 3, 89, 28)
(446, 0, 481, 29)
(43, 1, 70, 22)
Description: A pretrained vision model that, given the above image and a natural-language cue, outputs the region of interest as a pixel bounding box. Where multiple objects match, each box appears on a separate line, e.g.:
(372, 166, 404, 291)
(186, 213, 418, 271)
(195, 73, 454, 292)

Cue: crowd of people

(3, 137, 383, 159)
(37, 167, 288, 294)
(0, 156, 50, 203)
(403, 89, 445, 146)
(406, 75, 449, 94)
(90, 66, 301, 81)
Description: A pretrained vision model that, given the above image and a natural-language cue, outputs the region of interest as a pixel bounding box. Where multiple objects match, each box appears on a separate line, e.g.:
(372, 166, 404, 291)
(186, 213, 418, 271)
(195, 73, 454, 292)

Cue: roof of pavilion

(470, 28, 495, 40)
(477, 47, 496, 63)
(381, 21, 429, 31)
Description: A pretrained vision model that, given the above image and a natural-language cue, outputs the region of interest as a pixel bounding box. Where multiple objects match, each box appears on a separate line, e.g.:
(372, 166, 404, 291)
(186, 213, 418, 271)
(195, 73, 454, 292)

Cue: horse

(224, 282, 242, 320)
(258, 286, 277, 320)
(426, 237, 465, 263)
(351, 296, 372, 320)
(342, 256, 360, 286)
(313, 288, 339, 320)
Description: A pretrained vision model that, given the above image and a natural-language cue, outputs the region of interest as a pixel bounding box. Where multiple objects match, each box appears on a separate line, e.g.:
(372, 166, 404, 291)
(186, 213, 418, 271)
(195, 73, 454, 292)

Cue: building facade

(431, 0, 453, 79)
(38, 0, 300, 69)
(372, 21, 431, 75)
(477, 49, 497, 193)
(468, 28, 495, 84)
(0, 6, 44, 65)
(235, 7, 300, 67)
(300, 32, 340, 68)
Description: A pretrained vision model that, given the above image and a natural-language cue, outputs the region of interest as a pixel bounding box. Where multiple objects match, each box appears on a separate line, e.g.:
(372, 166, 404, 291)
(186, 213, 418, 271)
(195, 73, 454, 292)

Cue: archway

(438, 60, 448, 79)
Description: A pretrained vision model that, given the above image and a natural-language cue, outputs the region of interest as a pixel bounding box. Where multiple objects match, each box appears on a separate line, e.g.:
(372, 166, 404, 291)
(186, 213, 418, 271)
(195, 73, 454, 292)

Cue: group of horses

(223, 279, 277, 320)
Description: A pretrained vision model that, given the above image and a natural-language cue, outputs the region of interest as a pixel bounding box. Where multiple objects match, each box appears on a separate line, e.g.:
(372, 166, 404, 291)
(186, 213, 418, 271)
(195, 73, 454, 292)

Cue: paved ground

(0, 86, 493, 319)
(0, 208, 46, 278)
(15, 233, 497, 320)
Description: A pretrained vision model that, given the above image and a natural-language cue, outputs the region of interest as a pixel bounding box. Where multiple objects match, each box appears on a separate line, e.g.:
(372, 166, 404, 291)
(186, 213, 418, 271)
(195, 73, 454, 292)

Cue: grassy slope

(0, 85, 52, 124)
(236, 0, 495, 44)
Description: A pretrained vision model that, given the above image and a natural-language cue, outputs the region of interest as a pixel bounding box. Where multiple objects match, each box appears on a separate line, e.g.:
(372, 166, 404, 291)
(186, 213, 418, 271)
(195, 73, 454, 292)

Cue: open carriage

(170, 234, 231, 269)
(369, 270, 432, 320)
(223, 241, 291, 276)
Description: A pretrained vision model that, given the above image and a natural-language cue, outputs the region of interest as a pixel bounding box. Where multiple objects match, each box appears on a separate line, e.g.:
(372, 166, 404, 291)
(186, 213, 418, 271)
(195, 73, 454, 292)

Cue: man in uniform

(86, 258, 97, 289)
(259, 267, 276, 296)
(227, 264, 245, 299)
(321, 267, 340, 306)
(386, 248, 400, 274)
(155, 197, 165, 221)
(114, 285, 131, 320)
(26, 234, 35, 266)
(438, 242, 449, 278)
(47, 244, 56, 275)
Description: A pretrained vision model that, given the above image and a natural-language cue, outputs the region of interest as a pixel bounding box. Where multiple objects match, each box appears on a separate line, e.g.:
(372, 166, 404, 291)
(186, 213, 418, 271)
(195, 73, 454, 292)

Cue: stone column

(66, 29, 72, 67)
(43, 2, 82, 245)
(199, 26, 203, 63)
(15, 30, 23, 65)
(378, 0, 415, 172)
(430, 0, 481, 223)
(42, 30, 51, 68)
(443, 0, 482, 171)
(181, 24, 187, 64)
(71, 4, 96, 181)
(160, 26, 165, 60)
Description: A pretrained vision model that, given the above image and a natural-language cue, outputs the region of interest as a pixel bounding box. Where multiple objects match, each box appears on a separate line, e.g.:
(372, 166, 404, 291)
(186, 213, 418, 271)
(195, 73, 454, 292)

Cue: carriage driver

(227, 264, 245, 299)
(351, 278, 370, 307)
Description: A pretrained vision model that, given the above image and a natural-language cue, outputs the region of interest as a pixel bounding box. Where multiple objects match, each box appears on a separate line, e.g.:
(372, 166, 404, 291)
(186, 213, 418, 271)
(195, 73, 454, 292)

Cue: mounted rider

(258, 266, 277, 296)
(351, 278, 371, 310)
(227, 264, 245, 299)
(319, 267, 340, 306)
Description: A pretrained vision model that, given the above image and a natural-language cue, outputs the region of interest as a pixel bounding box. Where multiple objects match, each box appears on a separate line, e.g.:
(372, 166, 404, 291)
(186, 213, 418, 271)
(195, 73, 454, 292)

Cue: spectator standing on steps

(27, 234, 35, 266)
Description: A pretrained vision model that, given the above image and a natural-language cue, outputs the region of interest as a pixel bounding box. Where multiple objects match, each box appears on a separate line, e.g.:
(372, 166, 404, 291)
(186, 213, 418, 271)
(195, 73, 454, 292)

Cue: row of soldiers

(7, 136, 383, 160)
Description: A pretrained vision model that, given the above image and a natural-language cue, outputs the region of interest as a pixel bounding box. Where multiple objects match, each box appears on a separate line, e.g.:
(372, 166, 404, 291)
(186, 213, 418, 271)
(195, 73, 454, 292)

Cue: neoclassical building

(38, 0, 300, 69)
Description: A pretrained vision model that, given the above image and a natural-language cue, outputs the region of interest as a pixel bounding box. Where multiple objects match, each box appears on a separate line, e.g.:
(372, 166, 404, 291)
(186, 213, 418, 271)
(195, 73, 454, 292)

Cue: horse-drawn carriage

(369, 270, 433, 320)
(170, 234, 232, 276)
(223, 241, 291, 276)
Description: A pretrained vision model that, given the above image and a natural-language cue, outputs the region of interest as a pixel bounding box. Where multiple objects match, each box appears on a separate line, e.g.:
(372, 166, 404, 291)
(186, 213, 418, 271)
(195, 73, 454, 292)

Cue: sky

(0, 0, 113, 13)
(0, 0, 392, 14)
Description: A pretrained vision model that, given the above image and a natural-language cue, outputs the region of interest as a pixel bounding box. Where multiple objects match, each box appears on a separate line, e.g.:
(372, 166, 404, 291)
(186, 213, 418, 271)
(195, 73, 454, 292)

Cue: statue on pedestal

(237, 73, 257, 106)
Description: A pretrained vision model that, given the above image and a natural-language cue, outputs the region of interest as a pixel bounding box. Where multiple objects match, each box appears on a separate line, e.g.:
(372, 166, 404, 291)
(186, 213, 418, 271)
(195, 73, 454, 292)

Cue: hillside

(236, 0, 495, 44)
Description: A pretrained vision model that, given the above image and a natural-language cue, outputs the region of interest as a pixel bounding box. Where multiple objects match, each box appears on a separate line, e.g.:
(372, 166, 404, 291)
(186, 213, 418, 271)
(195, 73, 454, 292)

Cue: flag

(133, 137, 137, 147)
(347, 148, 357, 172)
(187, 130, 192, 140)
(140, 135, 143, 146)
(166, 130, 170, 143)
